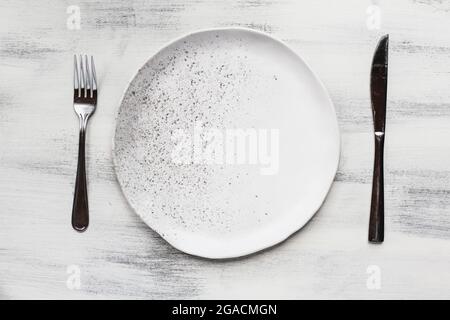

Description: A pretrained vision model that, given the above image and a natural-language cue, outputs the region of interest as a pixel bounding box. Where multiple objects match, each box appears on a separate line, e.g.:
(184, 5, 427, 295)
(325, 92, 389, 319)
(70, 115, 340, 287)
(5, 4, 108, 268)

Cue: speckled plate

(113, 28, 340, 259)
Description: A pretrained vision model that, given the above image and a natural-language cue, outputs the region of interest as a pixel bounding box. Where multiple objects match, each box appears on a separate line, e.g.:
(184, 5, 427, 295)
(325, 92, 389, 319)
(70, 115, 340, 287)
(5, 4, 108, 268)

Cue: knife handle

(369, 133, 384, 243)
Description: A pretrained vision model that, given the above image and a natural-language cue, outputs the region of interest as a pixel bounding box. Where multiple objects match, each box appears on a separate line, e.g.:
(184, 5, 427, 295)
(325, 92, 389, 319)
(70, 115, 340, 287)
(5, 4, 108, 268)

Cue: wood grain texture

(0, 0, 449, 299)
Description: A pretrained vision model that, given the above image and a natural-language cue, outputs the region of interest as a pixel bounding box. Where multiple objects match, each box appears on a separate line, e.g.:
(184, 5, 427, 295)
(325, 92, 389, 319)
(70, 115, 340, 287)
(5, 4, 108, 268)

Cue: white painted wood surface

(0, 0, 449, 299)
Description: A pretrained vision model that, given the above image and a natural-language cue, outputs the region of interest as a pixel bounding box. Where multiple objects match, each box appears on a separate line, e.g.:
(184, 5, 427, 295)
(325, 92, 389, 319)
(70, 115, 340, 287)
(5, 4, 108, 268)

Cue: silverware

(72, 55, 97, 232)
(369, 35, 389, 243)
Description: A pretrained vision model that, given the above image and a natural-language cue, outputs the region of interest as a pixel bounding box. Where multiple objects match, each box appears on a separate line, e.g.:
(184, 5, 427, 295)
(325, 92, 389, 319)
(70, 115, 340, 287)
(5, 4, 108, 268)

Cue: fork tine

(84, 55, 91, 96)
(73, 55, 79, 96)
(91, 56, 97, 93)
(79, 54, 85, 97)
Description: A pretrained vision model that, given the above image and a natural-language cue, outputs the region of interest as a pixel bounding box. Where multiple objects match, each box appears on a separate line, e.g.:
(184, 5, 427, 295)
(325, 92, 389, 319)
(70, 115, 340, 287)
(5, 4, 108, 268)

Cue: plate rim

(112, 26, 341, 259)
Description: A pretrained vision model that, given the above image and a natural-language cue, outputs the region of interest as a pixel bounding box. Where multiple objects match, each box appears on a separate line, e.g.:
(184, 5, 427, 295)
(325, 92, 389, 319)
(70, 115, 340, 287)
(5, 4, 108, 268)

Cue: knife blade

(369, 34, 389, 243)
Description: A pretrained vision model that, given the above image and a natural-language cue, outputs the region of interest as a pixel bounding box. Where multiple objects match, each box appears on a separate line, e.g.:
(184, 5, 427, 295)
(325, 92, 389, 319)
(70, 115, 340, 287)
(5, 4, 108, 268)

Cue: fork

(72, 55, 97, 232)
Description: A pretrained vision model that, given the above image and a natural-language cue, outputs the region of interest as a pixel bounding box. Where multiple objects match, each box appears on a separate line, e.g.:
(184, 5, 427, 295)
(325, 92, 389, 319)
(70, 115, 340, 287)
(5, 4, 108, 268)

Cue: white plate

(113, 28, 340, 259)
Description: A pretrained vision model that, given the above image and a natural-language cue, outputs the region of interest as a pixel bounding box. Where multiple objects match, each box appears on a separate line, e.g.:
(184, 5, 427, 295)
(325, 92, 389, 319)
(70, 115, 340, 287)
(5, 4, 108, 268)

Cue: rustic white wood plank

(0, 0, 449, 299)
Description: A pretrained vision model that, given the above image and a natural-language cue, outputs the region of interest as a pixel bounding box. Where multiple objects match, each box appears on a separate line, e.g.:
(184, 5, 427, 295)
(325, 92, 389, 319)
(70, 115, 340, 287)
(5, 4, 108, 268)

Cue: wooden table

(1, 0, 449, 299)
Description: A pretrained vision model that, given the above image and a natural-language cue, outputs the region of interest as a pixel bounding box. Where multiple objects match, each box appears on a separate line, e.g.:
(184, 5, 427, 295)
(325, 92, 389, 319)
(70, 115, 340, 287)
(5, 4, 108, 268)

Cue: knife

(369, 34, 389, 243)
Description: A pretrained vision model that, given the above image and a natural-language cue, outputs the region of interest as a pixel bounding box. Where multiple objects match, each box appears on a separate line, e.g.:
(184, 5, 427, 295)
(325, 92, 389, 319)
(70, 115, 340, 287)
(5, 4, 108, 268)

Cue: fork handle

(369, 133, 384, 243)
(72, 127, 89, 232)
